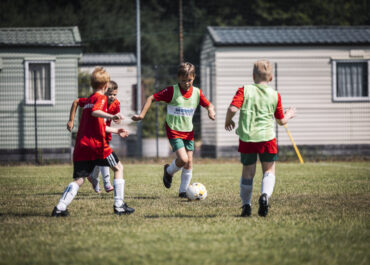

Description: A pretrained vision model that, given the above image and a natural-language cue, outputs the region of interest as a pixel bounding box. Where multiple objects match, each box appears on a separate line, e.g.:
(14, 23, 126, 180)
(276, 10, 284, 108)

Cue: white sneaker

(104, 184, 114, 193)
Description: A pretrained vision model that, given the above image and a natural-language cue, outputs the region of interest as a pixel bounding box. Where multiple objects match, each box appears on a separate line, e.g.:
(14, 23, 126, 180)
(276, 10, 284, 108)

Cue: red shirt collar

(178, 84, 193, 99)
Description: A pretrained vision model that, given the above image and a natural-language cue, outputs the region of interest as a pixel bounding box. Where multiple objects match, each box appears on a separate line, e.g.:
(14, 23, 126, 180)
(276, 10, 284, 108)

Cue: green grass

(0, 161, 369, 265)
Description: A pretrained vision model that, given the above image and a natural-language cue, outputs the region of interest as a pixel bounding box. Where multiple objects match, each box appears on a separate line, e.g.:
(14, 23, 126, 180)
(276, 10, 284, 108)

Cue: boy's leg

(52, 160, 94, 217)
(99, 152, 134, 215)
(240, 153, 257, 217)
(164, 139, 188, 189)
(179, 149, 193, 197)
(54, 178, 84, 213)
(87, 166, 101, 193)
(100, 166, 113, 192)
(258, 153, 277, 217)
(261, 161, 276, 198)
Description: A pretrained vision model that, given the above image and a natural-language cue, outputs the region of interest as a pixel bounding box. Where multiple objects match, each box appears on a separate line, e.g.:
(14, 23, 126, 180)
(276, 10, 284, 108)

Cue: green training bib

(236, 84, 278, 142)
(166, 84, 200, 132)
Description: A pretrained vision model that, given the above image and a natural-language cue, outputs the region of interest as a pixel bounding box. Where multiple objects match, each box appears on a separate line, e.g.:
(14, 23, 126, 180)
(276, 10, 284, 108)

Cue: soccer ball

(186, 182, 207, 201)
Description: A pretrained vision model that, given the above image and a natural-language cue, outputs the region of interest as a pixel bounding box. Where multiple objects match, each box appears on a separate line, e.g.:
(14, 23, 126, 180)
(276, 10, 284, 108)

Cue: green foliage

(0, 161, 369, 265)
(141, 77, 167, 138)
(78, 70, 92, 98)
(1, 0, 369, 69)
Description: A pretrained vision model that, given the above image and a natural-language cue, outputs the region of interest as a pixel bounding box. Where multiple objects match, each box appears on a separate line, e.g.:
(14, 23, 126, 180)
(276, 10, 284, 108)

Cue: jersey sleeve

(199, 89, 210, 107)
(111, 100, 120, 114)
(274, 93, 284, 119)
(78, 97, 88, 107)
(153, 86, 174, 103)
(230, 87, 244, 108)
(115, 101, 120, 114)
(92, 95, 107, 112)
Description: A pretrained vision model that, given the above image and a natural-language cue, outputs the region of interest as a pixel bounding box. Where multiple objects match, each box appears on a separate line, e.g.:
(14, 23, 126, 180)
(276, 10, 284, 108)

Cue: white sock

(261, 172, 275, 198)
(100, 166, 111, 187)
(56, 182, 79, 211)
(166, 159, 182, 176)
(113, 178, 125, 207)
(179, 168, 192, 193)
(240, 177, 253, 206)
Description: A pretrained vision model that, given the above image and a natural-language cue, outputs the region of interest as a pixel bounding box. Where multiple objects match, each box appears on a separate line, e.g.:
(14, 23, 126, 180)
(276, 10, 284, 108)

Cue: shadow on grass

(35, 192, 64, 196)
(128, 196, 161, 200)
(0, 212, 50, 217)
(144, 214, 217, 219)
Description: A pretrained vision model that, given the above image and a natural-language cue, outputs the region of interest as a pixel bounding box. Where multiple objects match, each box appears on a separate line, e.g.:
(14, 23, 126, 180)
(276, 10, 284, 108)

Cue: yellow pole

(283, 125, 304, 164)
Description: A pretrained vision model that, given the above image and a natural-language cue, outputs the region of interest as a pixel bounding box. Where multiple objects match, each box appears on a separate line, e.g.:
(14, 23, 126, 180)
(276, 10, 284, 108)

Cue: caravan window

(25, 61, 55, 105)
(332, 60, 369, 102)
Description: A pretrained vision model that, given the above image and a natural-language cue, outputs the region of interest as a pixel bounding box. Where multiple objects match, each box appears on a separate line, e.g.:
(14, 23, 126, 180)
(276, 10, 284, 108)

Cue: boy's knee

(112, 162, 123, 173)
(184, 162, 192, 169)
(177, 157, 188, 166)
(184, 158, 193, 169)
(75, 178, 84, 186)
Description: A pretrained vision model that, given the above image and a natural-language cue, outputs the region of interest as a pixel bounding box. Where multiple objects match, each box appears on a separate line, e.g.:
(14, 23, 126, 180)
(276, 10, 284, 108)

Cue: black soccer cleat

(241, 204, 251, 217)
(114, 203, 135, 215)
(179, 192, 187, 198)
(163, 164, 173, 189)
(258, 193, 269, 217)
(51, 206, 69, 217)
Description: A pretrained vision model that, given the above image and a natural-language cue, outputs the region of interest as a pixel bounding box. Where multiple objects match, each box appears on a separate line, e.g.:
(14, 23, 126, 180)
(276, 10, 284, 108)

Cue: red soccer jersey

(230, 86, 285, 154)
(105, 99, 120, 143)
(73, 93, 112, 161)
(153, 85, 210, 140)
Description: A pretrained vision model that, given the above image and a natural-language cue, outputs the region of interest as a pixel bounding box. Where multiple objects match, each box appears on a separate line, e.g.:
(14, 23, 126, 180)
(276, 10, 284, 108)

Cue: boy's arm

(92, 110, 123, 123)
(67, 99, 79, 132)
(199, 89, 215, 120)
(225, 105, 239, 131)
(205, 103, 216, 120)
(106, 126, 129, 139)
(276, 107, 296, 125)
(131, 95, 155, 121)
(113, 103, 121, 124)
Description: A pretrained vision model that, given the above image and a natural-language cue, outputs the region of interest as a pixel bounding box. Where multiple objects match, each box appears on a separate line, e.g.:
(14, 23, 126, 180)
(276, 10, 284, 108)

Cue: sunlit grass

(0, 161, 369, 265)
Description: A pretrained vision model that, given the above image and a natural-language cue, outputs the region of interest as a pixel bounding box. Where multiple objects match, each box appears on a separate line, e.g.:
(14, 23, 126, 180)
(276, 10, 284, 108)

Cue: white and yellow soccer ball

(186, 182, 207, 201)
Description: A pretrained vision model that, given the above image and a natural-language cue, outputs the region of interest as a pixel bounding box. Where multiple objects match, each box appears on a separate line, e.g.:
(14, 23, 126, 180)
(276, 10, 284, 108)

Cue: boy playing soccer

(67, 80, 121, 193)
(52, 67, 134, 216)
(132, 62, 215, 197)
(225, 59, 296, 217)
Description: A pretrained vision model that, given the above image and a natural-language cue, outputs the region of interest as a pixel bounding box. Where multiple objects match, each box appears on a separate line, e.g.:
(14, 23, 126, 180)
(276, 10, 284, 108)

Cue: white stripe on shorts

(106, 153, 117, 167)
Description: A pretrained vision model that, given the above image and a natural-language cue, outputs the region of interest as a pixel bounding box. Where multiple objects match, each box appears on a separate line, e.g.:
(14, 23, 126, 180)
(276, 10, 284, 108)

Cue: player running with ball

(132, 62, 215, 198)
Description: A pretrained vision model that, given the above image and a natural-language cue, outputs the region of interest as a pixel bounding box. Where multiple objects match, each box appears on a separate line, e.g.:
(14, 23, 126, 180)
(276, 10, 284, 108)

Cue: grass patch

(0, 161, 369, 265)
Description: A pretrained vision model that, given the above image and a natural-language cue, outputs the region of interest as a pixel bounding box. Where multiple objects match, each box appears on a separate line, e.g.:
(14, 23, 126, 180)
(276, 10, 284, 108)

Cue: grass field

(0, 161, 369, 265)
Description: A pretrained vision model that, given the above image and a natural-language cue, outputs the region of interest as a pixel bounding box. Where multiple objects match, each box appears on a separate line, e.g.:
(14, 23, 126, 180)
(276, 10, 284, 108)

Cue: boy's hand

(225, 120, 235, 131)
(117, 128, 129, 138)
(131, 115, 143, 121)
(113, 115, 123, 124)
(208, 109, 216, 120)
(67, 121, 74, 132)
(285, 106, 296, 119)
(112, 113, 123, 123)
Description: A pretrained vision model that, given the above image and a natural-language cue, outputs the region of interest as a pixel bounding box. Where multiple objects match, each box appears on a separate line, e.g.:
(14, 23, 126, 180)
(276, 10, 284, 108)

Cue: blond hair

(90, 67, 110, 89)
(253, 60, 273, 82)
(177, 62, 195, 78)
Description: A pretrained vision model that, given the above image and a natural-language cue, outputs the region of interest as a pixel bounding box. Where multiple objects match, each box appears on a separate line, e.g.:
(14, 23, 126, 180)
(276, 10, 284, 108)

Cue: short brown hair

(177, 62, 195, 78)
(108, 80, 118, 92)
(90, 67, 110, 89)
(253, 60, 273, 82)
